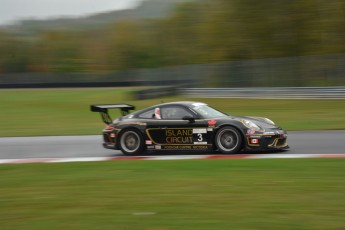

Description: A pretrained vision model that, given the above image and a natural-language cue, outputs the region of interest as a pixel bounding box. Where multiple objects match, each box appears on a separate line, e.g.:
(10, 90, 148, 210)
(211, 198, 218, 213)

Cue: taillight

(105, 125, 114, 130)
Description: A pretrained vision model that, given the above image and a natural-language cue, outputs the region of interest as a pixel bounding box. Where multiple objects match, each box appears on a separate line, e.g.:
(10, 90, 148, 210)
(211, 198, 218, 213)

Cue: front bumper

(245, 129, 289, 151)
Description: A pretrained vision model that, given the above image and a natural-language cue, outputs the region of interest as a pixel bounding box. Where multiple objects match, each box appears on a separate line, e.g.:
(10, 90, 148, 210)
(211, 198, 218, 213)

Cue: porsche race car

(91, 101, 289, 155)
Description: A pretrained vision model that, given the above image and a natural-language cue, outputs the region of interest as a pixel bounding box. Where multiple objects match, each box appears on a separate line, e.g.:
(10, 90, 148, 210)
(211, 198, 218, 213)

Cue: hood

(232, 116, 278, 129)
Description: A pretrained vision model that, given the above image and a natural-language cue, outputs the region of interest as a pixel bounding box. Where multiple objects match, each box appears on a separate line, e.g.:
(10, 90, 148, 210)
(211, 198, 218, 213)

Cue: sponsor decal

(208, 120, 217, 126)
(155, 145, 161, 150)
(148, 128, 208, 145)
(165, 129, 193, 144)
(207, 128, 213, 131)
(247, 129, 256, 135)
(110, 133, 116, 138)
(194, 142, 208, 145)
(193, 128, 207, 134)
(145, 140, 152, 145)
(162, 145, 209, 150)
(192, 145, 208, 150)
(147, 146, 155, 149)
(163, 145, 192, 150)
(250, 139, 259, 144)
(264, 132, 275, 135)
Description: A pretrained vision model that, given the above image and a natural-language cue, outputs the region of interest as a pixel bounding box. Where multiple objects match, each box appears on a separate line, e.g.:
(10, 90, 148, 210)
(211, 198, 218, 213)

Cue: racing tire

(119, 129, 144, 156)
(215, 126, 242, 154)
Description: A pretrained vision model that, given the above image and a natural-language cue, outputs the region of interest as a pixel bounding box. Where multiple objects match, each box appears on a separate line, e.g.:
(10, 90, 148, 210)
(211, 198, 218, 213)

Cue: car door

(146, 105, 211, 150)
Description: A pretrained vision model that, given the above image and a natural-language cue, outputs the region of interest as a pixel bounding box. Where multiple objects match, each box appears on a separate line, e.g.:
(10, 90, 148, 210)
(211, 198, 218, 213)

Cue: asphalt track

(0, 131, 344, 160)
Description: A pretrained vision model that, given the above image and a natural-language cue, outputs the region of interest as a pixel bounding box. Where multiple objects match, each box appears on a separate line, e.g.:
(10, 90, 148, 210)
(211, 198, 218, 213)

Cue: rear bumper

(102, 131, 119, 150)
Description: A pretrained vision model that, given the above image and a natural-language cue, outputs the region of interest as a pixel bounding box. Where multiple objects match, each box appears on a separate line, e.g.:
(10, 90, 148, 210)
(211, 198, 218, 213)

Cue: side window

(161, 106, 193, 120)
(138, 108, 155, 119)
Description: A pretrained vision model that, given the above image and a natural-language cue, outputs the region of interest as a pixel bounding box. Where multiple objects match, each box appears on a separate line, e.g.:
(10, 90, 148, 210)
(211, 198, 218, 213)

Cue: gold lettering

(165, 129, 193, 144)
(165, 129, 174, 136)
(164, 145, 192, 150)
(192, 145, 208, 149)
(166, 136, 193, 144)
(165, 129, 192, 136)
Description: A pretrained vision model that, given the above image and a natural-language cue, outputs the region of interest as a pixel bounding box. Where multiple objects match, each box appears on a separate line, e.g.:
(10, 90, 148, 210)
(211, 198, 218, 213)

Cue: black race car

(91, 101, 289, 155)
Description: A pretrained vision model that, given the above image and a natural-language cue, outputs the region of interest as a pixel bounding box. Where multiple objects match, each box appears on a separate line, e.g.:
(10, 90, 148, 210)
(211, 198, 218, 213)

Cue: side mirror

(182, 116, 195, 123)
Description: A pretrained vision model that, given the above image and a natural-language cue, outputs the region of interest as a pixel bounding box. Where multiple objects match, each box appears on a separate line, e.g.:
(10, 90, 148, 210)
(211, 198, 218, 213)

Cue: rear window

(137, 108, 155, 119)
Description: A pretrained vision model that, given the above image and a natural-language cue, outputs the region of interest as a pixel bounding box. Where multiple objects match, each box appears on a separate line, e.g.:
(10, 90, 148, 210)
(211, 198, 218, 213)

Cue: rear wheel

(119, 129, 144, 155)
(215, 127, 242, 154)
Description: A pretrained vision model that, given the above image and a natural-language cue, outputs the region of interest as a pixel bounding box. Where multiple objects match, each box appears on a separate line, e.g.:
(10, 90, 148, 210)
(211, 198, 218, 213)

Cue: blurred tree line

(0, 0, 344, 77)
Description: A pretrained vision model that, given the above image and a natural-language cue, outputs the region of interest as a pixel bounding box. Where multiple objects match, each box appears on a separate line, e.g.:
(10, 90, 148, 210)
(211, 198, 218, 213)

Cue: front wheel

(215, 127, 242, 154)
(119, 129, 144, 155)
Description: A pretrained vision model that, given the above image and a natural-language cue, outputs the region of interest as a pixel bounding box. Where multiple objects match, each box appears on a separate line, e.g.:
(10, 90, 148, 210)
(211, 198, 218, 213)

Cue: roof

(154, 101, 207, 107)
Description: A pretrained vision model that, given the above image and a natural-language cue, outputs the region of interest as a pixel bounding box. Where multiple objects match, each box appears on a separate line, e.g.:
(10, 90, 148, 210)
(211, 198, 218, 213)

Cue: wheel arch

(116, 126, 146, 151)
(214, 124, 246, 150)
(217, 123, 246, 137)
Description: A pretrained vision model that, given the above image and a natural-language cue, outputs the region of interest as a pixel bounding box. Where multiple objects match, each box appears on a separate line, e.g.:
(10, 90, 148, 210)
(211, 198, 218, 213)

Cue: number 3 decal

(197, 133, 203, 142)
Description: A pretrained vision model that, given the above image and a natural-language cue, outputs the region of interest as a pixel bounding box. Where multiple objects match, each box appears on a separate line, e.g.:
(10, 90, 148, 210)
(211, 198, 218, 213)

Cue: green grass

(0, 159, 344, 230)
(1, 88, 345, 136)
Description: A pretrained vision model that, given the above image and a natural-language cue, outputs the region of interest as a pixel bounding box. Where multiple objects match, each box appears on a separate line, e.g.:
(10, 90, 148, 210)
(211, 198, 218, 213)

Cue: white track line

(0, 154, 344, 165)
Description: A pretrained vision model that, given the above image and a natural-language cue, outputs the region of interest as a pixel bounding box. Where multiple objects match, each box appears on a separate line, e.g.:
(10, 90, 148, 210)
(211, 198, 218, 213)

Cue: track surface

(0, 131, 344, 160)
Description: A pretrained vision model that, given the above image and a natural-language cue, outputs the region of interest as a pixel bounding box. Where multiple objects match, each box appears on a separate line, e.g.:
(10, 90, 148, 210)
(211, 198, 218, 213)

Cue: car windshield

(192, 104, 228, 119)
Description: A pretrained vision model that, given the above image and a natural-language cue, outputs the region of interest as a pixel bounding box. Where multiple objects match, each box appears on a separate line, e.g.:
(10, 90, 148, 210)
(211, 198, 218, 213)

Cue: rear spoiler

(90, 104, 135, 124)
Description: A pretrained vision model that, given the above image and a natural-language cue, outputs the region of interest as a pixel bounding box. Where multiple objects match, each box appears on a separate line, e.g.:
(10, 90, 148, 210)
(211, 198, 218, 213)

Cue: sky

(0, 0, 143, 25)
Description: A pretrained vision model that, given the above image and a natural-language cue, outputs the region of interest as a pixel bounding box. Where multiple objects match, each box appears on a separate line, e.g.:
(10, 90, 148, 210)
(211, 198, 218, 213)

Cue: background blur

(0, 0, 344, 88)
(1, 3, 345, 229)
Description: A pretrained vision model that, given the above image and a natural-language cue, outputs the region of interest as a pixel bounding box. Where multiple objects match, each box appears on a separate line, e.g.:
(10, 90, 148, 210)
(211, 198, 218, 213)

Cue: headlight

(242, 119, 261, 131)
(264, 118, 275, 125)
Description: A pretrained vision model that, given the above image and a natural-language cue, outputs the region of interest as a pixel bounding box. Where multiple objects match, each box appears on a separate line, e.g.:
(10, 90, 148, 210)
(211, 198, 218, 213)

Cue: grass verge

(0, 159, 344, 230)
(1, 88, 345, 136)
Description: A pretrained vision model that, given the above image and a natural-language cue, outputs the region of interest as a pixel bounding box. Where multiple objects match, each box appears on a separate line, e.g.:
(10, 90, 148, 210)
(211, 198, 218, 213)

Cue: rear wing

(90, 104, 135, 124)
